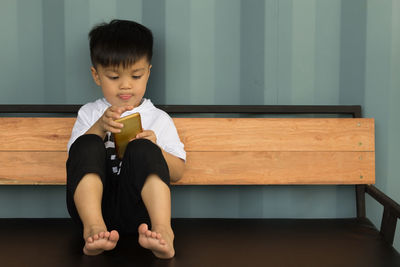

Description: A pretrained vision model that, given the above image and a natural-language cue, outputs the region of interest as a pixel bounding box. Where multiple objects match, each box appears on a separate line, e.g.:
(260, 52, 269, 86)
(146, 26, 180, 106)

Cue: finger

(115, 106, 126, 115)
(105, 109, 122, 121)
(103, 113, 123, 125)
(123, 105, 134, 112)
(103, 126, 120, 134)
(104, 124, 122, 133)
(102, 118, 123, 131)
(108, 106, 122, 115)
(108, 106, 127, 117)
(135, 132, 145, 138)
(107, 118, 124, 129)
(116, 105, 133, 115)
(136, 133, 150, 139)
(102, 119, 123, 131)
(136, 130, 152, 138)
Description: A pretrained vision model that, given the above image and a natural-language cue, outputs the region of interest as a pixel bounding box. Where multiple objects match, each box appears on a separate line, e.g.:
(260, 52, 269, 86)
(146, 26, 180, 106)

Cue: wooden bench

(0, 105, 399, 267)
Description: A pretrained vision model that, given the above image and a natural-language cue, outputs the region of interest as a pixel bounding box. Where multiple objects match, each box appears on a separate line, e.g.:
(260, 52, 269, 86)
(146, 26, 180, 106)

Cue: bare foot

(83, 226, 119, 256)
(138, 223, 175, 259)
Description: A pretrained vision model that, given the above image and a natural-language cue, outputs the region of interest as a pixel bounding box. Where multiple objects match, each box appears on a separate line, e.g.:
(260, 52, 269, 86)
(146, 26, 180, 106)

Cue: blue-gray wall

(0, 0, 399, 250)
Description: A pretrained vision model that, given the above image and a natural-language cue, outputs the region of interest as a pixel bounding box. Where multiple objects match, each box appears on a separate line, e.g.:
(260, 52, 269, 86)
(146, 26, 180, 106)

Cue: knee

(122, 139, 170, 188)
(69, 134, 106, 158)
(124, 139, 161, 160)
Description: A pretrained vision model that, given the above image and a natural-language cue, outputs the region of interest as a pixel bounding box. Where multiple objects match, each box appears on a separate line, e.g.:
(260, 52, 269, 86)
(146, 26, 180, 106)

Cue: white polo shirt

(67, 98, 186, 161)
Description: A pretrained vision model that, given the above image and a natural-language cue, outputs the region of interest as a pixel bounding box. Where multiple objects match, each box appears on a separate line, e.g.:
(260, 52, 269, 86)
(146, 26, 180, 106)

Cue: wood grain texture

(174, 118, 375, 152)
(0, 118, 374, 152)
(0, 117, 375, 185)
(176, 151, 375, 185)
(0, 152, 67, 185)
(0, 118, 75, 151)
(0, 151, 374, 185)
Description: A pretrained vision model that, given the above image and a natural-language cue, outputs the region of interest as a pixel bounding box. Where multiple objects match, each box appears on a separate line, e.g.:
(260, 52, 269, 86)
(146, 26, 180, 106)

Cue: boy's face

(91, 57, 152, 108)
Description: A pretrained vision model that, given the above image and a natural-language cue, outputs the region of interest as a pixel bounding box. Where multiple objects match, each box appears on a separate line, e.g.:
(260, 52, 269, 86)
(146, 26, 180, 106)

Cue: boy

(66, 19, 185, 259)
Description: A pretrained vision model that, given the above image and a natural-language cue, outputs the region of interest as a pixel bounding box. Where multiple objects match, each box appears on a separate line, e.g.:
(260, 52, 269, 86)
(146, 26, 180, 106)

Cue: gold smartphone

(114, 112, 143, 159)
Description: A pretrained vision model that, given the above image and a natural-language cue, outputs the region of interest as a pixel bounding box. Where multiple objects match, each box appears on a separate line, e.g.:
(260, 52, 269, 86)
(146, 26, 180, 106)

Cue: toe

(104, 231, 110, 238)
(138, 224, 148, 235)
(109, 230, 119, 242)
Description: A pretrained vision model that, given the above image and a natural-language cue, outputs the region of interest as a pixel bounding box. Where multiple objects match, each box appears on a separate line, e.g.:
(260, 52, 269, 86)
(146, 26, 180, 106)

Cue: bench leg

(356, 185, 366, 218)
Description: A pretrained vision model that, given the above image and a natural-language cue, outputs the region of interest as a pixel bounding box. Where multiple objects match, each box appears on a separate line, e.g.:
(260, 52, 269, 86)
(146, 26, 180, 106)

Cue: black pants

(66, 134, 170, 233)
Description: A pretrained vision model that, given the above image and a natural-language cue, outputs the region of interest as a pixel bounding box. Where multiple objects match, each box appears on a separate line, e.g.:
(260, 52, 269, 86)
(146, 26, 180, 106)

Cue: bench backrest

(0, 116, 375, 185)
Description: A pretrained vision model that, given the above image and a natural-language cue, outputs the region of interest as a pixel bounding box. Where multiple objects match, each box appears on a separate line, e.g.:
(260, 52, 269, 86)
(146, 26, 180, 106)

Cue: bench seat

(0, 105, 399, 266)
(0, 217, 399, 267)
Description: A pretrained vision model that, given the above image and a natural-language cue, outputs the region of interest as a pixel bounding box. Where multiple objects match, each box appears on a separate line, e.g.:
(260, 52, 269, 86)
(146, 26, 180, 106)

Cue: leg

(139, 174, 175, 259)
(120, 139, 174, 258)
(66, 134, 119, 256)
(74, 173, 119, 256)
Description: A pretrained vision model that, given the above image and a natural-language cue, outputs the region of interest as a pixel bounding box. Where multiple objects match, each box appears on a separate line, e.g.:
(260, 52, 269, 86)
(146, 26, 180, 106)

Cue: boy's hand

(134, 130, 157, 144)
(99, 105, 134, 133)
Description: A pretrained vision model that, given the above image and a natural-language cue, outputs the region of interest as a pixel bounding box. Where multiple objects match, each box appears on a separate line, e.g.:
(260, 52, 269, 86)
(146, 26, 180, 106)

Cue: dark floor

(0, 218, 399, 267)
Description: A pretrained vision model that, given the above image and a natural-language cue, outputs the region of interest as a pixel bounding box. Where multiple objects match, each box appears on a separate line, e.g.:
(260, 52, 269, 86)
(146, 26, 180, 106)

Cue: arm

(161, 150, 185, 183)
(85, 119, 108, 139)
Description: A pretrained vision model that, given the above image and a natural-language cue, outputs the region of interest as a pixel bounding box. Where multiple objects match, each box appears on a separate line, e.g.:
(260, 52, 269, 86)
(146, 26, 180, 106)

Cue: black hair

(89, 19, 153, 68)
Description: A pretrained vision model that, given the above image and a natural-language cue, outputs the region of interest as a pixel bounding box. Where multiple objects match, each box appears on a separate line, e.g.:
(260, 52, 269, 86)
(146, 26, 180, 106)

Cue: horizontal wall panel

(0, 118, 75, 151)
(174, 118, 375, 152)
(0, 118, 375, 152)
(0, 152, 67, 185)
(177, 151, 375, 185)
(0, 151, 375, 185)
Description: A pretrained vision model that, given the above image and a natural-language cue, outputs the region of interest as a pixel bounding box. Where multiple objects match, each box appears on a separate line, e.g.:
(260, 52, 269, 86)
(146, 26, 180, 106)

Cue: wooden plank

(0, 118, 374, 152)
(0, 152, 67, 185)
(0, 117, 375, 185)
(0, 118, 75, 151)
(176, 151, 375, 185)
(174, 118, 375, 152)
(0, 151, 375, 185)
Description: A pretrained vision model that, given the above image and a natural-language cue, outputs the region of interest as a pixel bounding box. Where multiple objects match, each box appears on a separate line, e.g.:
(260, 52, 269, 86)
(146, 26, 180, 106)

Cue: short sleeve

(67, 106, 95, 152)
(156, 114, 186, 161)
